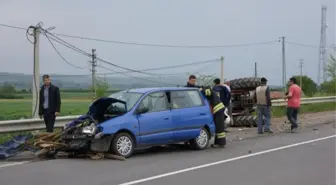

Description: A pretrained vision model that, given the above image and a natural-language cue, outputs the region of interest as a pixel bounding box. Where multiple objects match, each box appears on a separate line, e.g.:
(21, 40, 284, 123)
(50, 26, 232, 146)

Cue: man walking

(285, 77, 301, 132)
(38, 74, 61, 133)
(212, 78, 231, 131)
(255, 77, 272, 134)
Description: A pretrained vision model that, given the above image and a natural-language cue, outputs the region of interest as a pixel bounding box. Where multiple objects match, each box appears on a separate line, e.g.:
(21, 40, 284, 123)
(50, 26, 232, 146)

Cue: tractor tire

(229, 77, 261, 90)
(232, 115, 258, 127)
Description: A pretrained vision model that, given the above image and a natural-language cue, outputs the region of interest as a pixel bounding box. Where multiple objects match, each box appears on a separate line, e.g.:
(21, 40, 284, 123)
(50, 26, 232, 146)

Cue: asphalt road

(0, 123, 335, 185)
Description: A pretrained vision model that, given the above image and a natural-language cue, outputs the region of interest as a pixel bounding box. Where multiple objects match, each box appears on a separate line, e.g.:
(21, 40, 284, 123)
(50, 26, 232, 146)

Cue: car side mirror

(136, 107, 149, 115)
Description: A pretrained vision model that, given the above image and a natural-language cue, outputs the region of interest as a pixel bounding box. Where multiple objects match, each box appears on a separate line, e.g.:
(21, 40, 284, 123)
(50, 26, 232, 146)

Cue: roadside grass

(0, 99, 91, 120)
(271, 102, 335, 117)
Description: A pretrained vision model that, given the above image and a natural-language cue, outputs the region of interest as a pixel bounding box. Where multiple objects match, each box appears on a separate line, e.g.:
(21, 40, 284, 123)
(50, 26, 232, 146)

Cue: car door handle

(164, 117, 169, 120)
(199, 113, 206, 116)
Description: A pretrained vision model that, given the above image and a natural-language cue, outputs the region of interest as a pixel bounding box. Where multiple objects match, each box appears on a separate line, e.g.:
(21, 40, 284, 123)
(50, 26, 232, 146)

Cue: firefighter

(212, 78, 231, 132)
(200, 86, 230, 148)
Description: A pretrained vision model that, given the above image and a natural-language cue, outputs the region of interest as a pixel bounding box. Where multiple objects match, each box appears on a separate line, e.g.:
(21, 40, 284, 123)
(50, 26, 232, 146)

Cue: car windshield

(109, 92, 143, 111)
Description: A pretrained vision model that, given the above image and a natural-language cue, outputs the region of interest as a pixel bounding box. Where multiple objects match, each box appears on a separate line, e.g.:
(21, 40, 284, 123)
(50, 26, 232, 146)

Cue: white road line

(118, 134, 336, 185)
(0, 161, 30, 168)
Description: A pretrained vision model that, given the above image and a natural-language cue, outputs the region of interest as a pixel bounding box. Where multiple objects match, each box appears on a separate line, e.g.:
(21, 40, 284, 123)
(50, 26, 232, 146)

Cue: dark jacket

(38, 83, 61, 115)
(200, 87, 225, 115)
(184, 82, 201, 88)
(212, 85, 231, 107)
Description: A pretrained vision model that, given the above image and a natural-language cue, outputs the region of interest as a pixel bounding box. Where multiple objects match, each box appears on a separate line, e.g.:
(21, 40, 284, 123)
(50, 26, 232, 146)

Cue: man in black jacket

(38, 74, 61, 132)
(184, 75, 201, 88)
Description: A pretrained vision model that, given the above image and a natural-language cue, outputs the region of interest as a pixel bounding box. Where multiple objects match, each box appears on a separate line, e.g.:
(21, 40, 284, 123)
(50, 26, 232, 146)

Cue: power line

(0, 23, 26, 30)
(45, 31, 91, 57)
(41, 29, 88, 69)
(44, 30, 166, 76)
(54, 33, 278, 48)
(44, 28, 222, 76)
(285, 41, 319, 49)
(96, 59, 220, 75)
(27, 26, 222, 78)
(96, 64, 178, 86)
(0, 23, 277, 48)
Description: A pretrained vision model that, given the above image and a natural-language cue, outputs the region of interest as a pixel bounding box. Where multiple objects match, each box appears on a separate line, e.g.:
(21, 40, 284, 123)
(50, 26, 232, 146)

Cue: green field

(0, 99, 92, 120)
(17, 92, 112, 100)
(0, 97, 335, 121)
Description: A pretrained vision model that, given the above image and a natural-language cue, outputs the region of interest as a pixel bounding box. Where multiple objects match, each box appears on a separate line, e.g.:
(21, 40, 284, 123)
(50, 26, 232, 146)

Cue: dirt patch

(227, 110, 335, 142)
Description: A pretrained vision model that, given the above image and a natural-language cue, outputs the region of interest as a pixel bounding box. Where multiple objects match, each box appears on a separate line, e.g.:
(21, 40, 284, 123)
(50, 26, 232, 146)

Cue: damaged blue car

(61, 87, 216, 158)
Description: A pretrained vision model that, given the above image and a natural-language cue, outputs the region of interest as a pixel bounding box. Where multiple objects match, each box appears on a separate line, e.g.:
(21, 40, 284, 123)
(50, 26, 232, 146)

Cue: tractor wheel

(229, 77, 261, 90)
(232, 115, 259, 127)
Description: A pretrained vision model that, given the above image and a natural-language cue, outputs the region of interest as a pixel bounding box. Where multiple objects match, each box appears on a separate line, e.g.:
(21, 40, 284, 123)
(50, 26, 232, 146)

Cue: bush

(0, 94, 24, 99)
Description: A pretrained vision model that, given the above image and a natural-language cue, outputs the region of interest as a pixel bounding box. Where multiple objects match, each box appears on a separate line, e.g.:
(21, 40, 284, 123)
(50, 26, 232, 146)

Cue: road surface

(0, 123, 335, 185)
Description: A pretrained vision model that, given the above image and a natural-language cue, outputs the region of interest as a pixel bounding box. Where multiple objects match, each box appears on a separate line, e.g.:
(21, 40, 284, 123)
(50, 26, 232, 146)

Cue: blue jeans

(287, 107, 299, 129)
(257, 105, 271, 132)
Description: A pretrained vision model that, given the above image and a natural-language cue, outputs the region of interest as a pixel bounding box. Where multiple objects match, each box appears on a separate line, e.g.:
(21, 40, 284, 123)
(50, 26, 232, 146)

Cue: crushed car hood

(66, 97, 126, 128)
(88, 97, 126, 117)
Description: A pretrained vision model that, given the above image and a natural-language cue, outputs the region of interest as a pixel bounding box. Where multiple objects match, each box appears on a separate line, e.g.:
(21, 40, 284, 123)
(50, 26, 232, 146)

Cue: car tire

(110, 132, 135, 158)
(190, 127, 210, 150)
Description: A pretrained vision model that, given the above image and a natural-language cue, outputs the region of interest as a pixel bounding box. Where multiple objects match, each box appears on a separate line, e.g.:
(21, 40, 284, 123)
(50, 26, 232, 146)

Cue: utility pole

(280, 36, 287, 92)
(31, 26, 41, 118)
(254, 62, 258, 78)
(220, 56, 224, 84)
(318, 5, 327, 85)
(299, 59, 304, 89)
(91, 49, 97, 99)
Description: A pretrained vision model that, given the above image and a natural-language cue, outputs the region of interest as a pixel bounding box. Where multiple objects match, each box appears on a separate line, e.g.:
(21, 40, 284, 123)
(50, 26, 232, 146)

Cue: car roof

(121, 87, 199, 94)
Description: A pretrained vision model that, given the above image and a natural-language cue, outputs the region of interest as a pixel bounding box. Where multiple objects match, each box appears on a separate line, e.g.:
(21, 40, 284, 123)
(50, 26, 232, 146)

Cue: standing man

(224, 81, 233, 127)
(255, 77, 272, 134)
(184, 75, 200, 88)
(38, 74, 61, 133)
(285, 77, 301, 132)
(212, 78, 231, 131)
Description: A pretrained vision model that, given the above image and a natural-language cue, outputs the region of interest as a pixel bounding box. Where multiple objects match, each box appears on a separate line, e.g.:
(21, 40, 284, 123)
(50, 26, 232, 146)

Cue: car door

(136, 91, 173, 146)
(170, 90, 212, 141)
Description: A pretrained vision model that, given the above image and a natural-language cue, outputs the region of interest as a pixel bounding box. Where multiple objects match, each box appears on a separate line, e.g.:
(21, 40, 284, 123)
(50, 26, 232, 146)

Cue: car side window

(185, 90, 203, 107)
(170, 91, 189, 109)
(170, 90, 204, 109)
(138, 92, 169, 113)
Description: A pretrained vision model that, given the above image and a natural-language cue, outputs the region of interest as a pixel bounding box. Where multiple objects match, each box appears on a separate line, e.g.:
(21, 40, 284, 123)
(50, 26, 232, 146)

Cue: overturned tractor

(229, 77, 262, 127)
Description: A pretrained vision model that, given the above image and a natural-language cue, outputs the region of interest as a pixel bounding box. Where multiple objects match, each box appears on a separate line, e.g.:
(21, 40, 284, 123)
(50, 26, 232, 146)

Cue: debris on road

(0, 131, 126, 161)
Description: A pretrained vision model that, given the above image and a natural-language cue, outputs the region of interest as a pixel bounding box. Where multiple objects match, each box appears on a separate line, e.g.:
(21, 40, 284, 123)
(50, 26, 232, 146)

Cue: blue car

(62, 87, 216, 158)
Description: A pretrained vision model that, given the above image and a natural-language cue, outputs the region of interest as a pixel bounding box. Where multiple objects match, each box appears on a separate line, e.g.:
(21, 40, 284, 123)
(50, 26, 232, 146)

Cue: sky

(0, 0, 335, 85)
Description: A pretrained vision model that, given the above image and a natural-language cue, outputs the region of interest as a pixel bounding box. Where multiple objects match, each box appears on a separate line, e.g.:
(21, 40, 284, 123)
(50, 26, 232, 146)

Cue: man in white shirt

(223, 81, 232, 128)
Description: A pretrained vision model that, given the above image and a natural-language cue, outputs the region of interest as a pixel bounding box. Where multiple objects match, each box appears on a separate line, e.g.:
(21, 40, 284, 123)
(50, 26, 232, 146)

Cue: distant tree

(0, 83, 16, 94)
(319, 55, 336, 94)
(89, 78, 109, 99)
(320, 79, 336, 94)
(291, 75, 317, 97)
(326, 54, 336, 80)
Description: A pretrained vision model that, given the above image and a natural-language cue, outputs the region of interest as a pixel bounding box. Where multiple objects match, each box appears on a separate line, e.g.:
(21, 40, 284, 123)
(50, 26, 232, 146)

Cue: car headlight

(82, 124, 97, 135)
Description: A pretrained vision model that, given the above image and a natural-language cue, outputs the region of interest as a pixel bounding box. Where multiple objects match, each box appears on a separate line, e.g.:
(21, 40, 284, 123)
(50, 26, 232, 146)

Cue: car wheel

(190, 127, 210, 150)
(111, 132, 134, 158)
